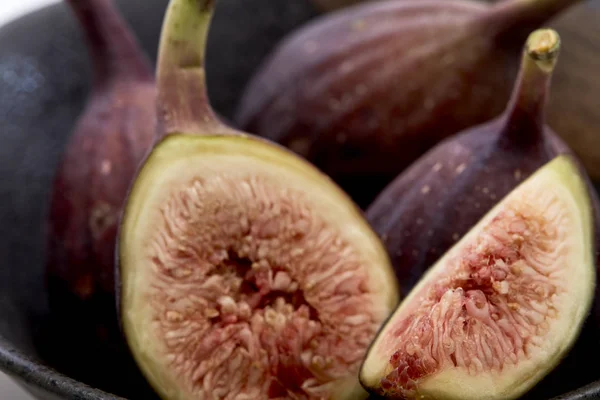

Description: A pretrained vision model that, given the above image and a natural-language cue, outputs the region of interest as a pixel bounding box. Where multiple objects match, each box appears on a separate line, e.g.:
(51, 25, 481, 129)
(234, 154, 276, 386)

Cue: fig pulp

(360, 154, 597, 400)
(117, 1, 399, 399)
(44, 0, 156, 393)
(235, 0, 581, 208)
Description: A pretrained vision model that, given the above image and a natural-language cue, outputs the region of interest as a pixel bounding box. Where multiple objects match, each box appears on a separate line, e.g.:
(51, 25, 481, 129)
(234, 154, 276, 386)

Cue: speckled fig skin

(365, 29, 600, 399)
(235, 0, 582, 208)
(44, 0, 156, 395)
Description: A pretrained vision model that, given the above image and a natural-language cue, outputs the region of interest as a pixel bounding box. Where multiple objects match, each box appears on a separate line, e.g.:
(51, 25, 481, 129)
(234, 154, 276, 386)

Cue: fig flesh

(360, 154, 597, 400)
(117, 1, 399, 399)
(44, 0, 156, 393)
(235, 0, 581, 208)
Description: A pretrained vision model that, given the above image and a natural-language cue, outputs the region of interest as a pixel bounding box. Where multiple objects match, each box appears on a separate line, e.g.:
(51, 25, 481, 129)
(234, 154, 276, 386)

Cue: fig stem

(487, 0, 580, 39)
(156, 0, 220, 137)
(501, 28, 560, 142)
(65, 0, 153, 87)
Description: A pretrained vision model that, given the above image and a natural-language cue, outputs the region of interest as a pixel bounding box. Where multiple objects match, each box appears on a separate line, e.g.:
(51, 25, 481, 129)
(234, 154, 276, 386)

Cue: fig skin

(234, 0, 582, 209)
(116, 0, 399, 399)
(44, 0, 156, 394)
(365, 29, 600, 398)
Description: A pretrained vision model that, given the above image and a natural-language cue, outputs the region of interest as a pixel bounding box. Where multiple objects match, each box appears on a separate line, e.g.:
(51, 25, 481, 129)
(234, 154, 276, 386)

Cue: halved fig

(360, 155, 596, 400)
(117, 0, 399, 399)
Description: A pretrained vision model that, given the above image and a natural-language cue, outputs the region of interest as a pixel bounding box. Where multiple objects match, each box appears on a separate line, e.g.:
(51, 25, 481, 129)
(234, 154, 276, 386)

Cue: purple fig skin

(44, 0, 156, 393)
(311, 0, 600, 185)
(364, 29, 600, 398)
(234, 0, 582, 208)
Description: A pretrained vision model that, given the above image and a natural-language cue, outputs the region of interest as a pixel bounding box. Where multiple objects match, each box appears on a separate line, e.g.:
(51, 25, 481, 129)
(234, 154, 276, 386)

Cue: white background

(0, 0, 59, 28)
(0, 1, 61, 399)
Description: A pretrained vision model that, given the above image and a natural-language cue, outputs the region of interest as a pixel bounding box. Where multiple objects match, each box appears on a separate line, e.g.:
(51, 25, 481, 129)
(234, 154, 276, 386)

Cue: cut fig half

(360, 155, 596, 400)
(117, 0, 399, 399)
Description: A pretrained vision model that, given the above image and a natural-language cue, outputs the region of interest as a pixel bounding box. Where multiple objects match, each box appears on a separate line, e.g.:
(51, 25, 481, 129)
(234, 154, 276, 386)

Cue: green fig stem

(486, 0, 580, 39)
(65, 0, 153, 87)
(156, 0, 220, 137)
(501, 28, 560, 143)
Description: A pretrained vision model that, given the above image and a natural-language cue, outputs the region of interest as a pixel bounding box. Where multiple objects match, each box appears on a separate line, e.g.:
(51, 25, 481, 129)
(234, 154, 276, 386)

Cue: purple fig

(116, 0, 399, 399)
(44, 0, 156, 392)
(235, 0, 582, 208)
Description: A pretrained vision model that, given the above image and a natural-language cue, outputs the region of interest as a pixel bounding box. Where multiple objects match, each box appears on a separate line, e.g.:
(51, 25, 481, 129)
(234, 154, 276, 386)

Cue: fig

(234, 0, 582, 208)
(44, 0, 156, 392)
(117, 0, 399, 399)
(363, 27, 600, 399)
(360, 154, 597, 399)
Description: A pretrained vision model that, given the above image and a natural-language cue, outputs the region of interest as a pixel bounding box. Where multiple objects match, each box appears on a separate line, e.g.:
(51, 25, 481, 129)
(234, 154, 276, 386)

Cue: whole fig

(235, 0, 582, 208)
(44, 0, 156, 395)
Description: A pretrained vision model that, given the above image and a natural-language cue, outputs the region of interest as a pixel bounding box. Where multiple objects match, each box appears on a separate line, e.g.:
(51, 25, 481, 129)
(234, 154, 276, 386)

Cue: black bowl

(0, 0, 599, 399)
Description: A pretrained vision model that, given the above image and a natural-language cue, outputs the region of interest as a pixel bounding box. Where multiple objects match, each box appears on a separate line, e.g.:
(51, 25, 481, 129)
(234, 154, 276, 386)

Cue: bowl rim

(0, 334, 122, 399)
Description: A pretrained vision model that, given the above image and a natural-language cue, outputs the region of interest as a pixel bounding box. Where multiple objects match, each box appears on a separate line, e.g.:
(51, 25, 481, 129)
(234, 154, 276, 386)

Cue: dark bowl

(0, 0, 600, 399)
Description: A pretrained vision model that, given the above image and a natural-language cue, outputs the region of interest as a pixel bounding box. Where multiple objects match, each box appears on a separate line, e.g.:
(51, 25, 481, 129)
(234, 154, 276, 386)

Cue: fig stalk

(155, 0, 220, 134)
(117, 1, 399, 399)
(499, 29, 559, 142)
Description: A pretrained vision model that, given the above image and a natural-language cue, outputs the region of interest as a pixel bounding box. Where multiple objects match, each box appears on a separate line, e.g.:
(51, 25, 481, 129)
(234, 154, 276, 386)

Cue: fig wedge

(360, 154, 597, 400)
(117, 1, 399, 399)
